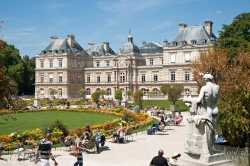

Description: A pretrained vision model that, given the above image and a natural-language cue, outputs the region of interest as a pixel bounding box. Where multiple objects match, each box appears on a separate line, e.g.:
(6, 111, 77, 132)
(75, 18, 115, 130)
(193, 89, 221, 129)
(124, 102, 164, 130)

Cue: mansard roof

(169, 26, 218, 46)
(39, 36, 88, 55)
(86, 44, 116, 56)
(140, 41, 163, 54)
(119, 35, 140, 54)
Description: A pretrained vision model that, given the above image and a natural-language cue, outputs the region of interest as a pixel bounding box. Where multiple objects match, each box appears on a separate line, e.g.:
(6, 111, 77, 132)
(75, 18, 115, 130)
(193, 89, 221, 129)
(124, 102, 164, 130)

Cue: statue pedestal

(34, 98, 41, 107)
(121, 101, 127, 107)
(176, 153, 235, 166)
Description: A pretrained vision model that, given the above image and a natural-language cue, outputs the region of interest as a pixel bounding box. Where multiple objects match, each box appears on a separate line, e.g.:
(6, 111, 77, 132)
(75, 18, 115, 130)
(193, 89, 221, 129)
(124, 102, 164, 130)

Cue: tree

(115, 90, 122, 103)
(126, 90, 133, 100)
(191, 46, 250, 147)
(165, 84, 184, 105)
(160, 84, 169, 95)
(78, 88, 87, 99)
(91, 91, 101, 104)
(219, 12, 250, 59)
(99, 89, 107, 99)
(22, 56, 35, 95)
(133, 90, 143, 106)
(49, 89, 57, 99)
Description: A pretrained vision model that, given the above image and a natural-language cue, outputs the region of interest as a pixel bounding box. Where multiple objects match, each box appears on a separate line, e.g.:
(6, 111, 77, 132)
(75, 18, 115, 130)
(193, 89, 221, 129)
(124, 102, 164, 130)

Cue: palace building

(35, 20, 218, 99)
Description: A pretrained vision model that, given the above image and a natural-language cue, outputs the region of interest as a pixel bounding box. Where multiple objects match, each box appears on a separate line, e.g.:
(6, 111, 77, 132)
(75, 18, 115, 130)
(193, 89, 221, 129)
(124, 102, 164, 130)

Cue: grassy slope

(0, 111, 117, 134)
(142, 100, 188, 111)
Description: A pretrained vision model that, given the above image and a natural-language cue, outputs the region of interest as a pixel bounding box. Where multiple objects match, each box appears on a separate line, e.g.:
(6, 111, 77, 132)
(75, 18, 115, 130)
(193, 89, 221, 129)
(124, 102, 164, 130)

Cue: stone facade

(35, 21, 218, 99)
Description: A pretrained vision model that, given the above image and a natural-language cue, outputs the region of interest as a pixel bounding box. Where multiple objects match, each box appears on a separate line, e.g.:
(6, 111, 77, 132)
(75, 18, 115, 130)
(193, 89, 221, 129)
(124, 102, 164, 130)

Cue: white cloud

(44, 2, 67, 10)
(216, 11, 222, 14)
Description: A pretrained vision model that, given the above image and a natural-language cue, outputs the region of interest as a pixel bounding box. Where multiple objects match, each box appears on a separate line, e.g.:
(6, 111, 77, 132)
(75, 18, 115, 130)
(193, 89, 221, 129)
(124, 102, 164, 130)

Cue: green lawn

(0, 111, 117, 134)
(142, 100, 188, 111)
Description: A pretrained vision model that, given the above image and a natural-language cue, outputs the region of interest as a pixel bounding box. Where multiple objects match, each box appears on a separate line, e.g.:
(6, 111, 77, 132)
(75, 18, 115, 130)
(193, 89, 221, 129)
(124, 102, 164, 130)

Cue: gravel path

(0, 112, 189, 166)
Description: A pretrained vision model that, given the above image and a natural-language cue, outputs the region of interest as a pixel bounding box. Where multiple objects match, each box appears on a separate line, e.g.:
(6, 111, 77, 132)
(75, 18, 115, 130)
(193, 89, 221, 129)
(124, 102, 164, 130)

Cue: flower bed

(0, 107, 152, 150)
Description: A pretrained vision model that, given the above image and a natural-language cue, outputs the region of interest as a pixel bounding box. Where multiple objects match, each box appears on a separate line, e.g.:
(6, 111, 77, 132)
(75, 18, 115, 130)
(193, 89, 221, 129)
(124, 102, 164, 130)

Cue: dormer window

(191, 40, 197, 45)
(181, 41, 187, 45)
(201, 39, 207, 45)
(49, 50, 52, 53)
(54, 49, 58, 53)
(173, 41, 178, 46)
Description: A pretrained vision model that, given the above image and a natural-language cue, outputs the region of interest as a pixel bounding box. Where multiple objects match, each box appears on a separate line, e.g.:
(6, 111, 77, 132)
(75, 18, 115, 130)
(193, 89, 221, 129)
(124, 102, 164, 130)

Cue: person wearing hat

(150, 149, 169, 166)
(169, 152, 181, 164)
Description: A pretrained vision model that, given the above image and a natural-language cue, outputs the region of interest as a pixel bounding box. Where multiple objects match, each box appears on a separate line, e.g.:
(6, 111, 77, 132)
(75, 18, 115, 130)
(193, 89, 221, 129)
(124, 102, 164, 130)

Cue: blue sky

(0, 0, 249, 58)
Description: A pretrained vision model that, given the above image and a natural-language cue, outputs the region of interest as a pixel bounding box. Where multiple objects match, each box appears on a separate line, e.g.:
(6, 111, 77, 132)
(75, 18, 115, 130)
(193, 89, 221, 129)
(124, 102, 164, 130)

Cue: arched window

(153, 88, 158, 94)
(58, 88, 62, 96)
(107, 88, 111, 96)
(96, 88, 100, 92)
(184, 88, 190, 96)
(40, 88, 44, 96)
(141, 88, 147, 95)
(87, 88, 91, 95)
(71, 89, 74, 97)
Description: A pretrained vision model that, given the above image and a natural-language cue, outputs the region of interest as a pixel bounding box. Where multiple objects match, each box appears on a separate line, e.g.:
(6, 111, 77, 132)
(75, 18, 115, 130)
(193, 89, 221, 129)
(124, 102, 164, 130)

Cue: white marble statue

(122, 89, 126, 102)
(183, 74, 220, 155)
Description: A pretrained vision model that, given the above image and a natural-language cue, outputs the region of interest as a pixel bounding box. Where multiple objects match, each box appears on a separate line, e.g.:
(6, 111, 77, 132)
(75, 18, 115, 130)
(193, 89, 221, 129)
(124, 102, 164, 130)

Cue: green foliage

(78, 88, 87, 99)
(160, 84, 170, 94)
(121, 112, 135, 122)
(99, 89, 106, 99)
(126, 90, 133, 100)
(219, 12, 250, 59)
(49, 89, 57, 98)
(133, 90, 143, 106)
(115, 90, 122, 102)
(47, 118, 68, 136)
(165, 84, 184, 105)
(91, 91, 101, 103)
(142, 100, 188, 111)
(11, 98, 27, 111)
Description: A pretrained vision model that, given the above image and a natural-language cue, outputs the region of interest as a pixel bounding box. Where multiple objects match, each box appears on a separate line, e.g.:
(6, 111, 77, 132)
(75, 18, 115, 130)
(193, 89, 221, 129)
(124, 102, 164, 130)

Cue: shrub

(47, 118, 68, 136)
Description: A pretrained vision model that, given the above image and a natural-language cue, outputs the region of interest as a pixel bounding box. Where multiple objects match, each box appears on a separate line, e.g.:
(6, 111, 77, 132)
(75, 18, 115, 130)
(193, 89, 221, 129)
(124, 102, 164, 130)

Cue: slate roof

(86, 44, 116, 56)
(40, 38, 88, 55)
(140, 41, 163, 53)
(119, 35, 140, 54)
(168, 26, 218, 46)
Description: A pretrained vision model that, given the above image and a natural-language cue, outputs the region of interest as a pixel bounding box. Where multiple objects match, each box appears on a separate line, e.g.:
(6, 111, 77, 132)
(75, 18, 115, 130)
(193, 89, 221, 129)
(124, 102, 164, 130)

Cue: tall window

(96, 61, 100, 67)
(171, 71, 175, 81)
(153, 88, 158, 94)
(49, 60, 53, 68)
(141, 74, 145, 82)
(171, 55, 176, 63)
(59, 60, 63, 67)
(107, 88, 111, 95)
(71, 89, 74, 97)
(86, 88, 91, 95)
(97, 74, 100, 83)
(71, 75, 74, 83)
(150, 59, 153, 65)
(40, 89, 44, 96)
(185, 54, 190, 63)
(162, 58, 164, 64)
(106, 61, 110, 67)
(59, 74, 62, 82)
(185, 71, 190, 81)
(49, 74, 53, 83)
(87, 74, 90, 82)
(107, 74, 111, 82)
(78, 75, 81, 83)
(58, 88, 62, 96)
(40, 60, 44, 68)
(77, 61, 81, 68)
(153, 73, 158, 82)
(40, 75, 44, 83)
(120, 72, 125, 83)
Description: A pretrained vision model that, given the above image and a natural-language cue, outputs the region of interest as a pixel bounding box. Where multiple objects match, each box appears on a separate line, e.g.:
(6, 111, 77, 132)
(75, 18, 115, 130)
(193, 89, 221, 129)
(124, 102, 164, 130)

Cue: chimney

(142, 41, 146, 47)
(163, 39, 168, 47)
(204, 20, 213, 36)
(88, 43, 94, 48)
(67, 34, 75, 47)
(50, 36, 58, 42)
(179, 22, 187, 34)
(103, 41, 110, 52)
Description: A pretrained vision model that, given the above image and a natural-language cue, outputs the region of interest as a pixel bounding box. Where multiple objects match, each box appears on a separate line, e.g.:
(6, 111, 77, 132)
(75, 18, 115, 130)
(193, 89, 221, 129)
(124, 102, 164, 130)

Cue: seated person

(22, 135, 36, 148)
(94, 128, 105, 152)
(84, 125, 92, 137)
(173, 116, 183, 125)
(124, 122, 131, 135)
(112, 124, 124, 143)
(64, 136, 72, 146)
(169, 152, 181, 164)
(159, 116, 165, 126)
(82, 132, 91, 148)
(165, 115, 171, 124)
